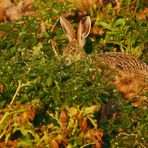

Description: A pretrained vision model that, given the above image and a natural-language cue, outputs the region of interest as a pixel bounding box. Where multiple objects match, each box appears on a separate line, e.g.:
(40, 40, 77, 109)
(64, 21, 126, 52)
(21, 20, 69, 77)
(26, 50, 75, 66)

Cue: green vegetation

(0, 0, 148, 147)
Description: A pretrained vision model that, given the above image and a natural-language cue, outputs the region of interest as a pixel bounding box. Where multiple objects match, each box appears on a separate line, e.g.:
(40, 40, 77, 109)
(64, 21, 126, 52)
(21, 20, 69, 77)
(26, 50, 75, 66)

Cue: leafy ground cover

(0, 0, 148, 147)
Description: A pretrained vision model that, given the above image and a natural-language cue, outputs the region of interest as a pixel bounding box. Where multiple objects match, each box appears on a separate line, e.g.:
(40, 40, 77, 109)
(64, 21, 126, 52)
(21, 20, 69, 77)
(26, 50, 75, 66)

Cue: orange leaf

(79, 117, 88, 129)
(40, 125, 46, 132)
(0, 84, 4, 93)
(89, 129, 103, 141)
(136, 8, 148, 20)
(50, 140, 59, 148)
(60, 110, 67, 126)
(132, 101, 142, 107)
(0, 0, 4, 20)
(96, 141, 102, 148)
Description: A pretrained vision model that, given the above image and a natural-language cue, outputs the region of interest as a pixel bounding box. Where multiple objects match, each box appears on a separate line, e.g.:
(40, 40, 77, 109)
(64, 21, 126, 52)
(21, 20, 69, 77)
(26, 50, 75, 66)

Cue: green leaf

(98, 22, 112, 30)
(115, 18, 125, 26)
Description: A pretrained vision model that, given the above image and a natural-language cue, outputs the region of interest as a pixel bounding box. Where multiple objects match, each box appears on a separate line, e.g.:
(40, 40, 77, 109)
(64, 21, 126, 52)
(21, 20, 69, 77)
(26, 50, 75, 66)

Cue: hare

(60, 15, 91, 66)
(60, 15, 148, 99)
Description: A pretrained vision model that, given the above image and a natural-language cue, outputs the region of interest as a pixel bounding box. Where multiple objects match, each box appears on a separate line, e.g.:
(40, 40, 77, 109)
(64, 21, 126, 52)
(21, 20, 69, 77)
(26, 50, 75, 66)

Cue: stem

(133, 0, 140, 17)
(10, 80, 22, 104)
(10, 80, 32, 104)
(50, 39, 61, 62)
(0, 112, 9, 125)
(80, 142, 96, 148)
(51, 18, 59, 32)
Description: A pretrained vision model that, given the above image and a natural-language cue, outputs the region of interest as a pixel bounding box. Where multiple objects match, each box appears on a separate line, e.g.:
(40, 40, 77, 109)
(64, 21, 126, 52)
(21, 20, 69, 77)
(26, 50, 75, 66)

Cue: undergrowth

(0, 0, 147, 147)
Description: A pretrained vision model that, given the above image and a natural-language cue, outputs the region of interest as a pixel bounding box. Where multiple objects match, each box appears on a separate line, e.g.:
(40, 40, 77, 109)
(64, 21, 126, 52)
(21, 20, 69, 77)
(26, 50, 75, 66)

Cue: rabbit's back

(97, 52, 148, 75)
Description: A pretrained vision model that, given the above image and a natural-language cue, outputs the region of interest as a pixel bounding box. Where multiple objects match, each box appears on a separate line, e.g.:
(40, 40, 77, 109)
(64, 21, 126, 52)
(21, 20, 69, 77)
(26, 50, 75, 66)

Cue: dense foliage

(0, 0, 148, 147)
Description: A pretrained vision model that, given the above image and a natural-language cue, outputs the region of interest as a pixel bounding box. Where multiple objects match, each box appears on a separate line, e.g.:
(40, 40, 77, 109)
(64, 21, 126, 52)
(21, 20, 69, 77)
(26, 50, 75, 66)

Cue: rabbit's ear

(60, 16, 76, 42)
(77, 16, 91, 48)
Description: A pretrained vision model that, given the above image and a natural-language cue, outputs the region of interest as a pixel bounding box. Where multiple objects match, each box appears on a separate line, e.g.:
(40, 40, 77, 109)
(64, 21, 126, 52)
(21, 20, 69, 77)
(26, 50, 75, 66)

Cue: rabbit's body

(60, 15, 148, 99)
(97, 52, 148, 74)
(96, 52, 148, 98)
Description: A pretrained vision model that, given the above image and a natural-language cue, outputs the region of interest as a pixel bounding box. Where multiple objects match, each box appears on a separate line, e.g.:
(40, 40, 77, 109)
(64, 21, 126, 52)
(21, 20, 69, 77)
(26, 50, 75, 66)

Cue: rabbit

(60, 15, 148, 99)
(60, 15, 91, 66)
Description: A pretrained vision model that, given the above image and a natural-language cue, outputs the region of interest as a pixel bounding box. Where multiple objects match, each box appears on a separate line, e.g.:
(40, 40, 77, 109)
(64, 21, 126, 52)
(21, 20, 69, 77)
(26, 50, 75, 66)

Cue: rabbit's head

(60, 15, 91, 65)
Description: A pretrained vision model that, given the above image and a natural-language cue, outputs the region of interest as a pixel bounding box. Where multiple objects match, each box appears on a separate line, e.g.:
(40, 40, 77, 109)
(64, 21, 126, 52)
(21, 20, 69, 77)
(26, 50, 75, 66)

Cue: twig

(49, 39, 61, 62)
(50, 18, 59, 32)
(10, 80, 32, 104)
(10, 80, 22, 104)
